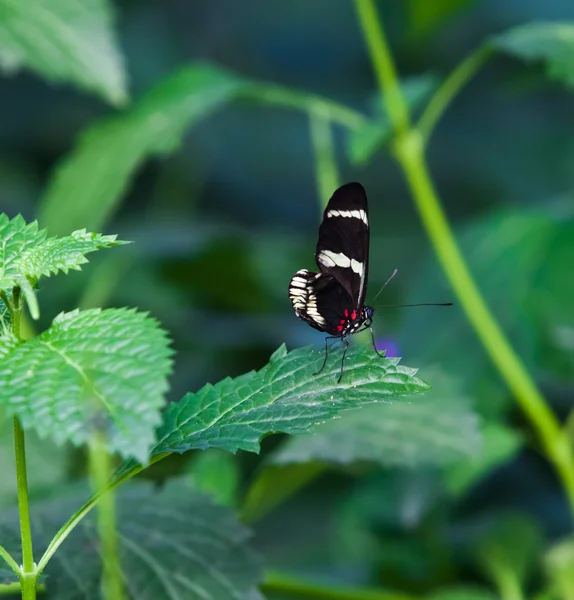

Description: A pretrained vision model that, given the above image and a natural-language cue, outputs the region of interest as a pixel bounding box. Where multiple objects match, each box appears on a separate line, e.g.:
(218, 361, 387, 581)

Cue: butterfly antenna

(378, 302, 453, 308)
(372, 268, 398, 302)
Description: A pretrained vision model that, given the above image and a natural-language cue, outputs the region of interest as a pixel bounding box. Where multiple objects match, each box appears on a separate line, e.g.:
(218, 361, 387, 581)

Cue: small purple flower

(375, 337, 400, 357)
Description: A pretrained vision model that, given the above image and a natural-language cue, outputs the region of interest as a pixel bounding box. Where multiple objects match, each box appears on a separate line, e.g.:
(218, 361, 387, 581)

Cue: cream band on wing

(318, 250, 363, 274)
(326, 209, 368, 225)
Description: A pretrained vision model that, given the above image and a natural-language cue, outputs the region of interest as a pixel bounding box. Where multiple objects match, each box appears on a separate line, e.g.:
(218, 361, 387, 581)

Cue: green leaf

(154, 344, 429, 456)
(0, 0, 127, 105)
(272, 370, 481, 468)
(0, 480, 262, 599)
(0, 308, 172, 462)
(347, 75, 437, 165)
(38, 64, 248, 235)
(0, 214, 124, 318)
(492, 22, 574, 88)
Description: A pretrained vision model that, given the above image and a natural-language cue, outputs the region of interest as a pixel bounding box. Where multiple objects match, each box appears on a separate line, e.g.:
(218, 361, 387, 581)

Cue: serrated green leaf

(492, 22, 574, 88)
(38, 64, 248, 235)
(153, 344, 428, 457)
(0, 308, 172, 462)
(272, 370, 480, 468)
(347, 75, 437, 165)
(0, 215, 124, 317)
(0, 0, 127, 105)
(0, 480, 262, 599)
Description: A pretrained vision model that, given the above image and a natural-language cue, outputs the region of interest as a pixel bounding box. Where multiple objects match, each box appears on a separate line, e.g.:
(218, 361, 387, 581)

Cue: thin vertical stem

(353, 0, 574, 519)
(309, 110, 339, 210)
(89, 434, 124, 600)
(14, 417, 36, 600)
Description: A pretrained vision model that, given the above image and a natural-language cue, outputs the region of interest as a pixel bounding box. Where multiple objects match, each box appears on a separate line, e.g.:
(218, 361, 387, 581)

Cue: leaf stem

(261, 571, 415, 600)
(89, 433, 124, 600)
(353, 0, 574, 519)
(13, 417, 36, 600)
(0, 545, 20, 578)
(241, 84, 368, 131)
(11, 287, 22, 339)
(353, 0, 410, 134)
(416, 45, 492, 143)
(309, 109, 340, 210)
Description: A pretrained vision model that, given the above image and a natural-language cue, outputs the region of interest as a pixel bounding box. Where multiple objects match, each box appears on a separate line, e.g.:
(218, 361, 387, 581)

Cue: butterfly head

(361, 305, 374, 327)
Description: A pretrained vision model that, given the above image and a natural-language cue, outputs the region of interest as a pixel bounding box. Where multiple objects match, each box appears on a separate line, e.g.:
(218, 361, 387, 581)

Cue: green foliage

(153, 344, 429, 456)
(399, 203, 574, 414)
(38, 64, 248, 235)
(0, 412, 68, 507)
(426, 589, 499, 600)
(493, 22, 574, 88)
(188, 450, 240, 507)
(544, 537, 574, 599)
(0, 480, 261, 599)
(347, 75, 437, 165)
(406, 0, 482, 40)
(475, 513, 543, 594)
(0, 0, 127, 105)
(0, 214, 123, 318)
(0, 308, 172, 462)
(272, 370, 481, 468)
(445, 423, 523, 496)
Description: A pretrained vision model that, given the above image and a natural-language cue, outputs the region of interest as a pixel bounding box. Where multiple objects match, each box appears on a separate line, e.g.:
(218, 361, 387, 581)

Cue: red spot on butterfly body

(339, 319, 345, 325)
(337, 325, 343, 331)
(344, 309, 349, 317)
(351, 310, 357, 320)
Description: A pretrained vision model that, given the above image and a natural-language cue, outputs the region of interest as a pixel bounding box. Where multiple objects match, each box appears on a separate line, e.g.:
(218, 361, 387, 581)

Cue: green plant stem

(354, 0, 410, 134)
(488, 564, 524, 600)
(0, 544, 20, 577)
(309, 110, 340, 210)
(0, 582, 45, 596)
(89, 433, 124, 600)
(353, 0, 574, 519)
(11, 286, 22, 339)
(14, 417, 36, 600)
(37, 452, 169, 575)
(242, 84, 367, 131)
(261, 571, 415, 600)
(416, 45, 492, 143)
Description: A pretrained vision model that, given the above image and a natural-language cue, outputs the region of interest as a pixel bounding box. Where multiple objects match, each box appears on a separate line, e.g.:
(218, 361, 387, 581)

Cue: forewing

(314, 182, 369, 308)
(289, 269, 354, 336)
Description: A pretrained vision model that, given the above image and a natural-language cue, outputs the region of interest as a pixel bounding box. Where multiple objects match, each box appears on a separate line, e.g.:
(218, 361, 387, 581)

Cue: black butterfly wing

(288, 269, 354, 335)
(314, 182, 369, 309)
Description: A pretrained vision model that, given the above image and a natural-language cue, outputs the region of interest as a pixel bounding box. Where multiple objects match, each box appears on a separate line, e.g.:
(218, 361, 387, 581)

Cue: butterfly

(288, 182, 383, 382)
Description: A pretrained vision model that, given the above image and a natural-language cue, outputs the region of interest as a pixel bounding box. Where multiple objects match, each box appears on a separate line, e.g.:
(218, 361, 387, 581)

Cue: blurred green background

(1, 0, 574, 598)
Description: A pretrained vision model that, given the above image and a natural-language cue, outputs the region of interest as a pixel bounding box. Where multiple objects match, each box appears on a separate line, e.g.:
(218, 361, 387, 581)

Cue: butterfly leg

(369, 326, 386, 358)
(314, 336, 338, 376)
(337, 337, 350, 383)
